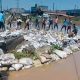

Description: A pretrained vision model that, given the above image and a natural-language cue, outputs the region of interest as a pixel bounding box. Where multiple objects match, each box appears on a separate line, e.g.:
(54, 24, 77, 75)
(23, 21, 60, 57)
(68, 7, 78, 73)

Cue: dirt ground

(8, 51, 80, 80)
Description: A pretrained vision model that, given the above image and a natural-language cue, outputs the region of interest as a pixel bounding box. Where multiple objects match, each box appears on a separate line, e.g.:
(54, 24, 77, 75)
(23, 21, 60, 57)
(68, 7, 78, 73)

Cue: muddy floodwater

(8, 52, 80, 80)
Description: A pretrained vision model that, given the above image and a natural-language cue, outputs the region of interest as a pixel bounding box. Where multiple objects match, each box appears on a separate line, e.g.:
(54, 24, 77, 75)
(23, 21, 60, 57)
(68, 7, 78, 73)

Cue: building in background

(65, 9, 80, 16)
(31, 4, 48, 14)
(39, 6, 48, 11)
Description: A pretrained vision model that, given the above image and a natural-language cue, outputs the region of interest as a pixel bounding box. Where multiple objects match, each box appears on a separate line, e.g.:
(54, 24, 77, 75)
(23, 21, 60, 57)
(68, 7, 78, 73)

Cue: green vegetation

(51, 44, 63, 51)
(73, 17, 80, 21)
(12, 50, 38, 60)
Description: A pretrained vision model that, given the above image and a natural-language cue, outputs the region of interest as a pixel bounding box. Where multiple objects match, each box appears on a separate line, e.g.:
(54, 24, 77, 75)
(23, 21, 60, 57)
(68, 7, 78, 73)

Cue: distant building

(31, 4, 37, 14)
(31, 7, 37, 13)
(39, 6, 48, 11)
(31, 4, 48, 14)
(9, 8, 28, 14)
(64, 9, 80, 16)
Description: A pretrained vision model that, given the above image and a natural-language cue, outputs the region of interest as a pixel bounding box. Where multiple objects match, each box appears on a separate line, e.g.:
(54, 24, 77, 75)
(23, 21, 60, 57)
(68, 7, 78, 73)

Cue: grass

(11, 50, 39, 60)
(51, 44, 63, 51)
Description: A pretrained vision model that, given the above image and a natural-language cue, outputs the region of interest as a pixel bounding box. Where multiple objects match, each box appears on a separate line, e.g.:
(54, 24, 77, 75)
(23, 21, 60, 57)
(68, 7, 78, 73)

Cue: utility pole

(17, 0, 19, 9)
(74, 4, 77, 10)
(0, 0, 2, 11)
(53, 2, 54, 11)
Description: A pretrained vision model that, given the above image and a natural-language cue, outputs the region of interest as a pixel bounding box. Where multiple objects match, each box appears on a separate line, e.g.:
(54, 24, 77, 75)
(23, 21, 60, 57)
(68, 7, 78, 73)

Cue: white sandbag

(41, 54, 52, 59)
(0, 63, 2, 67)
(1, 60, 11, 65)
(31, 41, 41, 49)
(17, 44, 29, 52)
(54, 50, 67, 58)
(75, 35, 80, 40)
(33, 60, 42, 67)
(50, 54, 60, 61)
(0, 49, 4, 55)
(0, 30, 10, 37)
(39, 56, 50, 64)
(19, 58, 33, 66)
(12, 64, 23, 71)
(9, 67, 15, 71)
(70, 45, 79, 51)
(11, 59, 19, 64)
(0, 67, 8, 71)
(45, 34, 57, 43)
(17, 49, 23, 52)
(63, 48, 72, 54)
(0, 53, 15, 61)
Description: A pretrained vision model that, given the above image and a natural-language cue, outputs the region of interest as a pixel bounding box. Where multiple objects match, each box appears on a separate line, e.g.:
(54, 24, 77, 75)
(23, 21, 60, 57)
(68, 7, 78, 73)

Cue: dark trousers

(67, 26, 71, 33)
(42, 24, 45, 30)
(25, 23, 29, 30)
(54, 23, 58, 30)
(49, 24, 53, 29)
(0, 22, 5, 31)
(35, 23, 39, 29)
(61, 25, 66, 31)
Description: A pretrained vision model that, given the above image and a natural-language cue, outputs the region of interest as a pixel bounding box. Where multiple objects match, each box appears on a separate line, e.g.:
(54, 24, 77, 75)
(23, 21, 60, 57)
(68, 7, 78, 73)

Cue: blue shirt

(0, 13, 4, 22)
(63, 20, 68, 26)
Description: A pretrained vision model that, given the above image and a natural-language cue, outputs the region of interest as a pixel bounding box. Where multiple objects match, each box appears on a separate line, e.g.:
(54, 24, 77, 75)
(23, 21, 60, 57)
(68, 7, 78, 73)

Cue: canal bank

(8, 51, 80, 80)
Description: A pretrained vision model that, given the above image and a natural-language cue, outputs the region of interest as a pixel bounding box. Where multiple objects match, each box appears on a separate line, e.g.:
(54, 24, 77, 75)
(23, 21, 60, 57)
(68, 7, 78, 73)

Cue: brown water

(8, 52, 80, 80)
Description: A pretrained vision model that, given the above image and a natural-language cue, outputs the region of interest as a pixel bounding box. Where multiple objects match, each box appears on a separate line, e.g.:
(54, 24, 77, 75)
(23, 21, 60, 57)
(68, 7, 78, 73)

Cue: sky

(2, 0, 80, 10)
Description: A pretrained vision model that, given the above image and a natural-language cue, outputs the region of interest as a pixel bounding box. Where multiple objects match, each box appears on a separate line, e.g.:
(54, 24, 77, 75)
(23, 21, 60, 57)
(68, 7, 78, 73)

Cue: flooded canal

(8, 51, 80, 80)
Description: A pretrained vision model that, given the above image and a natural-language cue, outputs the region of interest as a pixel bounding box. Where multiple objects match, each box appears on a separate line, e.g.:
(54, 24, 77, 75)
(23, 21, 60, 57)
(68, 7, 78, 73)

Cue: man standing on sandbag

(35, 18, 40, 30)
(54, 16, 59, 30)
(0, 11, 5, 31)
(25, 18, 30, 30)
(17, 17, 23, 29)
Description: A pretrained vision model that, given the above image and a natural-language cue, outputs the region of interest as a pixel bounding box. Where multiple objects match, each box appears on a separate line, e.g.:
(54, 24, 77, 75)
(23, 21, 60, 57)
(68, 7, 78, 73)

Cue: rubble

(0, 29, 80, 71)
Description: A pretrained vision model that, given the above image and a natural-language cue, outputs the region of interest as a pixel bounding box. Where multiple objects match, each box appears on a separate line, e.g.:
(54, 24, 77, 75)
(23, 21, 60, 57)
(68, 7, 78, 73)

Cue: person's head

(73, 24, 75, 26)
(73, 24, 76, 28)
(55, 16, 58, 19)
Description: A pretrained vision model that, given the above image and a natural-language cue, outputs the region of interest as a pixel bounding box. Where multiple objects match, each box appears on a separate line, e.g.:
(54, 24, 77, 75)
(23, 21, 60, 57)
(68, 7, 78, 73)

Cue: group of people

(61, 18, 78, 35)
(35, 16, 78, 35)
(0, 11, 78, 36)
